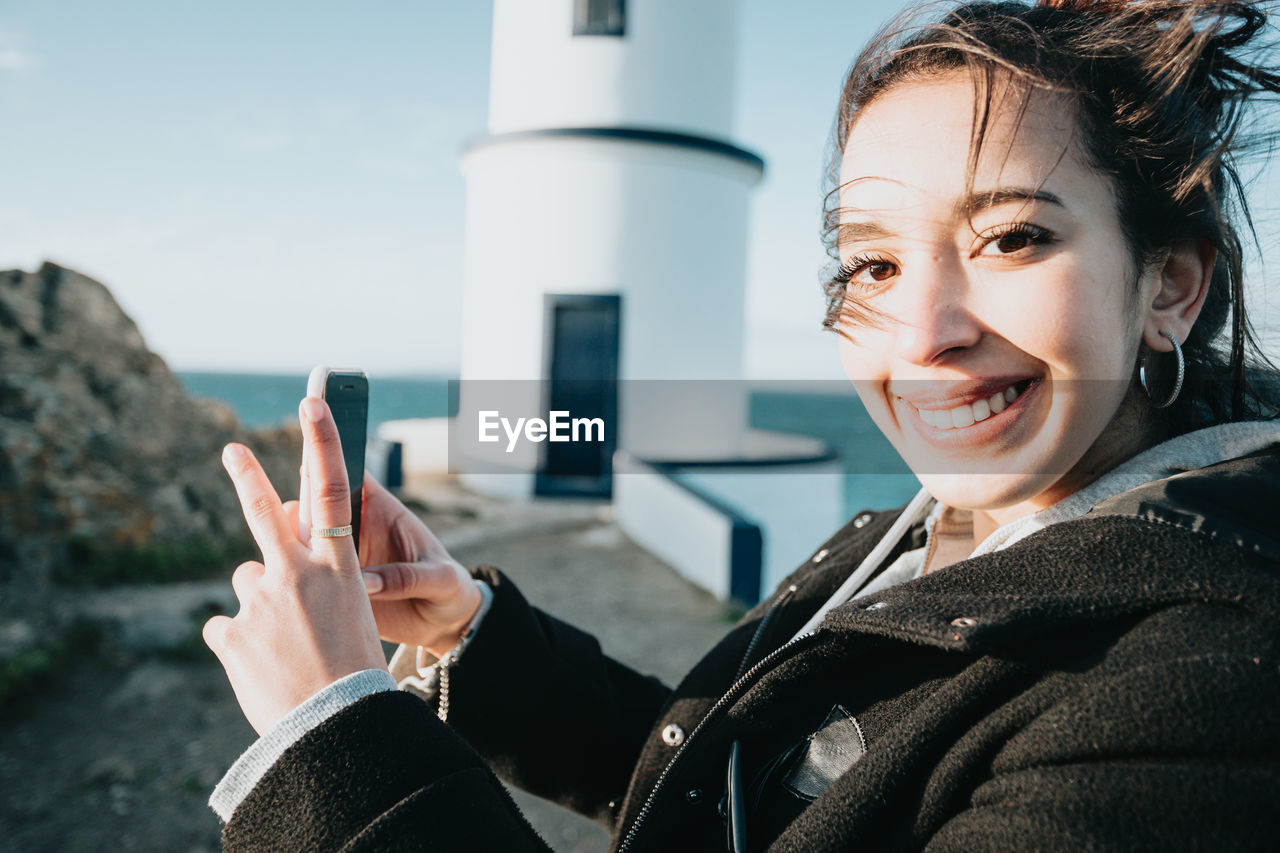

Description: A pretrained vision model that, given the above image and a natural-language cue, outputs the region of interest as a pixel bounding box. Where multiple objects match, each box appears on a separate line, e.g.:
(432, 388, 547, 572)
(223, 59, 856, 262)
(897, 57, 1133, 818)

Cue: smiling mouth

(908, 379, 1036, 430)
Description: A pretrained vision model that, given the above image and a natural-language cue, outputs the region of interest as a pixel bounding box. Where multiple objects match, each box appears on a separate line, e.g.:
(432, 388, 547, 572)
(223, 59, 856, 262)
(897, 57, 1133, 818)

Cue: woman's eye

(977, 224, 1054, 257)
(837, 255, 898, 286)
(865, 262, 896, 281)
(995, 232, 1032, 253)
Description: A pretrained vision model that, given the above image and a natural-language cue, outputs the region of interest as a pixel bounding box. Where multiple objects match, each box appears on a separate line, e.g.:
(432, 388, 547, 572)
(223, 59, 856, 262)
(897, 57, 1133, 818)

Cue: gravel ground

(0, 483, 735, 852)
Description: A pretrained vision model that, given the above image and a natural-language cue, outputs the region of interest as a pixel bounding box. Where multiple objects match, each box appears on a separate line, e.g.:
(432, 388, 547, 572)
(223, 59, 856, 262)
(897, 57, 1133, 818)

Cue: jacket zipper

(725, 583, 797, 853)
(615, 627, 821, 853)
(736, 584, 798, 679)
(920, 510, 942, 576)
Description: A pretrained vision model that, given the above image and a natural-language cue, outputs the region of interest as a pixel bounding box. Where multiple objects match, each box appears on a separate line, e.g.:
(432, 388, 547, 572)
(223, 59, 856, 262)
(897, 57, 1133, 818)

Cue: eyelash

(980, 221, 1055, 255)
(834, 252, 892, 286)
(833, 222, 1056, 286)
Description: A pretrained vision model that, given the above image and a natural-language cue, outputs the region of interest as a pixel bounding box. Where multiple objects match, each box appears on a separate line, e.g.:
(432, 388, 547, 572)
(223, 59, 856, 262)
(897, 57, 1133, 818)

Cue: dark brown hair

(822, 0, 1280, 432)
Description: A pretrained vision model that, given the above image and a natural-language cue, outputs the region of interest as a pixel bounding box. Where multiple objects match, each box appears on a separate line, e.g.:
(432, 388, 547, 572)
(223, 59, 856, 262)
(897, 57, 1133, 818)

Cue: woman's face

(836, 74, 1162, 519)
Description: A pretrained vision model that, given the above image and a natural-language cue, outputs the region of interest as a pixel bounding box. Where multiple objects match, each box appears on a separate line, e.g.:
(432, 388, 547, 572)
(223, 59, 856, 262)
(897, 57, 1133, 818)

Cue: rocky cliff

(0, 262, 301, 596)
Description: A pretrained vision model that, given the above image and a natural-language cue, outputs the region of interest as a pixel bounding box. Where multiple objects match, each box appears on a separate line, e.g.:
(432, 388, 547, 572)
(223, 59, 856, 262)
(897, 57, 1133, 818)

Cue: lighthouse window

(574, 0, 625, 36)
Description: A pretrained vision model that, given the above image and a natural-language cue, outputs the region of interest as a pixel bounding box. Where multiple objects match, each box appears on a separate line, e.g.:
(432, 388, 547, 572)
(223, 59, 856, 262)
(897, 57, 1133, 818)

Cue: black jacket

(221, 447, 1280, 852)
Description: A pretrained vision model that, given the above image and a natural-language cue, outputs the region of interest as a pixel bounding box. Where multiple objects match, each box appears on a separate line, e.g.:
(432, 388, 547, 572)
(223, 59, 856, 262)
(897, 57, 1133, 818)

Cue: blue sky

(3, 1, 1278, 377)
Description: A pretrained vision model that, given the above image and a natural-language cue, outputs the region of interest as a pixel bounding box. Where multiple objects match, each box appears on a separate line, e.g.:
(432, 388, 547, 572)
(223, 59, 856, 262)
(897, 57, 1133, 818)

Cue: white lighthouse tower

(449, 0, 843, 603)
(458, 0, 764, 496)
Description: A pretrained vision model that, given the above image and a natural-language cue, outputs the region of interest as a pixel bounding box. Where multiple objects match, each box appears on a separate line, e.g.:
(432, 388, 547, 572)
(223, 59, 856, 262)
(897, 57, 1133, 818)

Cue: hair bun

(1037, 0, 1129, 11)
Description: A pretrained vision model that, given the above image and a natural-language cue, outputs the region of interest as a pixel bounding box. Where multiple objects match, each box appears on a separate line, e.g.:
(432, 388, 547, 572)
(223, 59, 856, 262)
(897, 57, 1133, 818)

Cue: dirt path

(0, 490, 735, 851)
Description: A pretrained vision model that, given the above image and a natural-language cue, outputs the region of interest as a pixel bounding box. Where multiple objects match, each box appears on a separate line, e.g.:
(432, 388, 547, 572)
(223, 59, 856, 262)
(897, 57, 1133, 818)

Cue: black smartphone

(306, 365, 369, 550)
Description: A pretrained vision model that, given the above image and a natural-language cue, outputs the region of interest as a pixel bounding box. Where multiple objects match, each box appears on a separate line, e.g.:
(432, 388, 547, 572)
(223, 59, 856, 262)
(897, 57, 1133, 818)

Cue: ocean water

(178, 372, 453, 430)
(176, 372, 919, 516)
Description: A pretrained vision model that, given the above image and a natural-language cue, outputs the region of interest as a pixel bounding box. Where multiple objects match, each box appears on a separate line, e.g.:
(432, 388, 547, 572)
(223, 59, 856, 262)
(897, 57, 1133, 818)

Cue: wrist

(423, 577, 488, 659)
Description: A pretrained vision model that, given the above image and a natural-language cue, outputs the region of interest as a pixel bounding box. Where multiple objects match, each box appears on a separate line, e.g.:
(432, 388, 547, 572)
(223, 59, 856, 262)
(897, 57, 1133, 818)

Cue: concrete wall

(614, 446, 845, 605)
(676, 463, 844, 596)
(613, 453, 743, 601)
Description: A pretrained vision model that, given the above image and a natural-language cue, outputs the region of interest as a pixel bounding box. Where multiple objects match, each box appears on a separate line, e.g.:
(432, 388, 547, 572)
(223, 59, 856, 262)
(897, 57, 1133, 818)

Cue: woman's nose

(890, 259, 982, 365)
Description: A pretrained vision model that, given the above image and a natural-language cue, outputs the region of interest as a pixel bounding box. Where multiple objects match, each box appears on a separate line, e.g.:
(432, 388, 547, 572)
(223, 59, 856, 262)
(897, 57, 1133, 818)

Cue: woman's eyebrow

(836, 220, 894, 246)
(954, 187, 1064, 218)
(836, 187, 1065, 247)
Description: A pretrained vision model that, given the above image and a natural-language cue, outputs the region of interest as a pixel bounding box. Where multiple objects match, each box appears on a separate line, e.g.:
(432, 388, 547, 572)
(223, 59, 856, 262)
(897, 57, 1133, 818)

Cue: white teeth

(914, 382, 1027, 430)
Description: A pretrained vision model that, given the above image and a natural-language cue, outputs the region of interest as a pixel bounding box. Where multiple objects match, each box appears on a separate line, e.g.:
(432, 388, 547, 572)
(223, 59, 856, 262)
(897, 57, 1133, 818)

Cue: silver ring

(312, 525, 353, 538)
(1139, 329, 1185, 409)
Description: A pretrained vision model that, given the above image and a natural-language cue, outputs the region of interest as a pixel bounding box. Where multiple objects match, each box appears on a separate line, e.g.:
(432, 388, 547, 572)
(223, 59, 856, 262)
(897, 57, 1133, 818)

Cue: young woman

(202, 1, 1280, 850)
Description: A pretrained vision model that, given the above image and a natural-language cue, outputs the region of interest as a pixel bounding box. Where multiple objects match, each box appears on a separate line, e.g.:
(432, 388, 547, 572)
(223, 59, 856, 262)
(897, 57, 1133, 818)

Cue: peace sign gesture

(202, 397, 390, 736)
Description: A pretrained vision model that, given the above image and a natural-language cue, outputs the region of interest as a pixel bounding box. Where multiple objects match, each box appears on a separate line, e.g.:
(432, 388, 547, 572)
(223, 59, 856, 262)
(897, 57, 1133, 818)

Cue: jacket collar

(820, 441, 1280, 652)
(943, 419, 1280, 560)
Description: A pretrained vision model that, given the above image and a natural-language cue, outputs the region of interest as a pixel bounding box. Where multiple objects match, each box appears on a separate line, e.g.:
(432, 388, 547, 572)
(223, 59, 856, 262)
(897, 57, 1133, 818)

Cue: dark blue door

(536, 294, 620, 497)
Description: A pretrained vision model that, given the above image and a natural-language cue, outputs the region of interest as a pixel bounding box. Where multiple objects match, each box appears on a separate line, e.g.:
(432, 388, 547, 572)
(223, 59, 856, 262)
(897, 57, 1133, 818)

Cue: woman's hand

(351, 473, 482, 658)
(282, 449, 482, 659)
(202, 397, 390, 736)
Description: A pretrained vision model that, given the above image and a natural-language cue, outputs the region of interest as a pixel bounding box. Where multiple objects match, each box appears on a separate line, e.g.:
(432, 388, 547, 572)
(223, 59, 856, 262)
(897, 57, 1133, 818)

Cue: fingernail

(362, 571, 383, 594)
(223, 444, 247, 462)
(301, 397, 325, 423)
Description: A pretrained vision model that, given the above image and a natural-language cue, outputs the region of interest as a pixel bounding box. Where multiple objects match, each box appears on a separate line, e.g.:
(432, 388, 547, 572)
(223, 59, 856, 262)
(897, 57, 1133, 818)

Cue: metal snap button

(853, 512, 874, 528)
(685, 788, 704, 805)
(950, 616, 979, 628)
(812, 548, 829, 563)
(661, 723, 685, 747)
(864, 601, 887, 611)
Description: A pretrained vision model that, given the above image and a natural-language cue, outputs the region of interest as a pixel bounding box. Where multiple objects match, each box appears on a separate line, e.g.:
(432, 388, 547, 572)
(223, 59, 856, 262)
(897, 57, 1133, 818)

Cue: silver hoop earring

(1139, 330, 1184, 409)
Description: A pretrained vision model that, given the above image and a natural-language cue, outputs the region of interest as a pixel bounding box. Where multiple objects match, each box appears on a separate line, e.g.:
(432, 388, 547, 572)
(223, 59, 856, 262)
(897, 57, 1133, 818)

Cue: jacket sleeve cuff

(208, 668, 398, 822)
(219, 689, 549, 852)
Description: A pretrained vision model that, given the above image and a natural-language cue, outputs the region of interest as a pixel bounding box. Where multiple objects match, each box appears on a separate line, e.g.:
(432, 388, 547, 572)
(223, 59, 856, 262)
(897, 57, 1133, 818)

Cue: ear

(1142, 238, 1216, 351)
